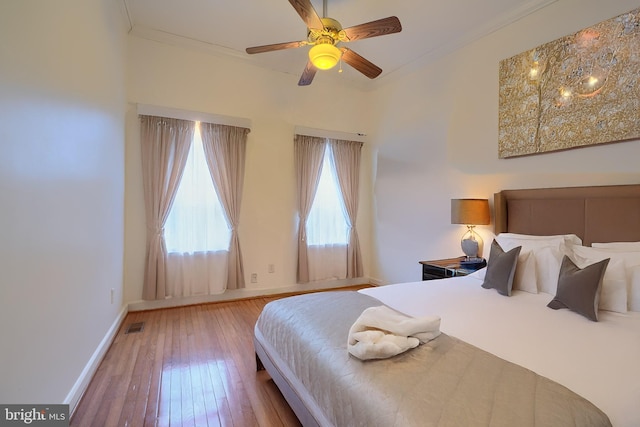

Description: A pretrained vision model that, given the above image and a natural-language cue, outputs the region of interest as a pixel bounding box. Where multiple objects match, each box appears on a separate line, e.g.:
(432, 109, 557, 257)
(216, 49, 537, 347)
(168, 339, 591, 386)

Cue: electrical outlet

(268, 264, 275, 273)
(110, 288, 115, 304)
(251, 273, 258, 283)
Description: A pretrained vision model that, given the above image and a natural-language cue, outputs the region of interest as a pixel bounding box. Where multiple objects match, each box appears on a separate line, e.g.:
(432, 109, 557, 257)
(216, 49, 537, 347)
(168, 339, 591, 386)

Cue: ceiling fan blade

(298, 61, 317, 86)
(342, 16, 402, 41)
(341, 48, 382, 79)
(246, 41, 306, 54)
(288, 0, 324, 29)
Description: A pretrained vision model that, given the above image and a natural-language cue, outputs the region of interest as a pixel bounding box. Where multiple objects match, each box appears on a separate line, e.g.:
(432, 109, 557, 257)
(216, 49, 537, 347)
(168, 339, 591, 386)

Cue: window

(305, 144, 349, 246)
(164, 122, 231, 253)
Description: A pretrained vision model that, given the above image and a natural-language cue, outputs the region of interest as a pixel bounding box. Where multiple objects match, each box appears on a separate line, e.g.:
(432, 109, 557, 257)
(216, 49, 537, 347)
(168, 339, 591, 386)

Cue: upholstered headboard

(494, 184, 640, 246)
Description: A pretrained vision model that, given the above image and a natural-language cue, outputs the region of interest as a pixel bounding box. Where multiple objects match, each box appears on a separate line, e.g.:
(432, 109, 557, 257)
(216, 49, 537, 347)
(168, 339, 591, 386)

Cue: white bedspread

(359, 272, 640, 427)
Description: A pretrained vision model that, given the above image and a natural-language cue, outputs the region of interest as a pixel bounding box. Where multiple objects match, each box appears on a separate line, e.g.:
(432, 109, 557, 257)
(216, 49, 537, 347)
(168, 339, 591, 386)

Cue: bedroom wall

(124, 37, 374, 306)
(0, 0, 126, 406)
(369, 0, 640, 284)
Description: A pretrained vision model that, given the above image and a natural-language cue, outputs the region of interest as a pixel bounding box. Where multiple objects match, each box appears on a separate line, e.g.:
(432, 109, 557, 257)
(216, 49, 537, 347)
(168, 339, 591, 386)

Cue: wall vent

(125, 322, 145, 334)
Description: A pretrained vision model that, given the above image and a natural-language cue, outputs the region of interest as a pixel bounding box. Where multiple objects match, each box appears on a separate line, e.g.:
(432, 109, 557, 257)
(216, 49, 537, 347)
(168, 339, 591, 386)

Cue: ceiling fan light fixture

(245, 0, 402, 85)
(308, 44, 342, 70)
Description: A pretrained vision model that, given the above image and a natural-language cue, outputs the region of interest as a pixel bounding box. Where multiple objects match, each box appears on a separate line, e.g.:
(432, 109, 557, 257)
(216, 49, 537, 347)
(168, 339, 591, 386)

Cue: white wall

(0, 0, 126, 406)
(124, 37, 374, 305)
(369, 0, 640, 284)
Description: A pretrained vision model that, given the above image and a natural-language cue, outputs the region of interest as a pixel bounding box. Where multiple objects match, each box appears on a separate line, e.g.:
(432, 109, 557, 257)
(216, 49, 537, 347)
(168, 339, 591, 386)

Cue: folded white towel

(347, 305, 441, 360)
(348, 330, 420, 360)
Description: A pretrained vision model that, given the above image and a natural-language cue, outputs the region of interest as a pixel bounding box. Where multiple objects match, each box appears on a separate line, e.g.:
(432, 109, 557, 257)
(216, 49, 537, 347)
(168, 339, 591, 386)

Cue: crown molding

(371, 0, 558, 90)
(125, 0, 558, 92)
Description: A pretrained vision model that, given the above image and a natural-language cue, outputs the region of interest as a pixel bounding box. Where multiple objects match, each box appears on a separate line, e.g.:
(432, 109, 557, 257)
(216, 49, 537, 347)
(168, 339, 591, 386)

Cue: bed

(254, 184, 640, 427)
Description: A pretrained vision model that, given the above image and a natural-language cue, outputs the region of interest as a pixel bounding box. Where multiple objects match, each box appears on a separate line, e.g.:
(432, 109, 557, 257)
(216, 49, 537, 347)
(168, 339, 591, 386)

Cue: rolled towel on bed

(347, 305, 441, 360)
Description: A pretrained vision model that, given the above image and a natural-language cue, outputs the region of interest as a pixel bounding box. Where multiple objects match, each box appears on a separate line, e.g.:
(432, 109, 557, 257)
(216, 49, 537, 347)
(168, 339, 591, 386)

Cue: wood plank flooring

(71, 286, 370, 427)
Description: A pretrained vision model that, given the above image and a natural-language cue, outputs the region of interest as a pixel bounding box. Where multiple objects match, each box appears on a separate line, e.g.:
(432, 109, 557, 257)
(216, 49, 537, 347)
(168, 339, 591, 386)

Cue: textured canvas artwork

(498, 8, 640, 158)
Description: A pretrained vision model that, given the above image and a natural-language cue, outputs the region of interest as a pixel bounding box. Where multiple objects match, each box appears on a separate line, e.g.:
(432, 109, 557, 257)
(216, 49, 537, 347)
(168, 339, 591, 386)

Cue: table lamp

(451, 199, 490, 260)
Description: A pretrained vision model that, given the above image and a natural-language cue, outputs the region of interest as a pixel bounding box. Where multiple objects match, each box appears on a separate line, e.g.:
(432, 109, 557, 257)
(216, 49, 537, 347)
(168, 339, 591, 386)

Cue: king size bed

(254, 184, 640, 427)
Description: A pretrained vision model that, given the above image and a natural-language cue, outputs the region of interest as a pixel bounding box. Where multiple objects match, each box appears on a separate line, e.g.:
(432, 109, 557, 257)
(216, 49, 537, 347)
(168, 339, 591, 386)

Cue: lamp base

(460, 225, 483, 259)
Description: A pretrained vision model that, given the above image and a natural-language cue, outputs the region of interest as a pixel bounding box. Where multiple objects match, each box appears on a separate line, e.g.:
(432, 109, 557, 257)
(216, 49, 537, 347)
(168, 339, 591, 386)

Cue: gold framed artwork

(498, 8, 640, 158)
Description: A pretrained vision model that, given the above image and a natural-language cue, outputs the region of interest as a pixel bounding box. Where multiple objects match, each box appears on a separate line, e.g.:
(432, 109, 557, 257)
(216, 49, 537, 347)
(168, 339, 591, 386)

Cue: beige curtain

(200, 122, 250, 290)
(294, 134, 326, 283)
(329, 139, 364, 278)
(166, 251, 228, 296)
(140, 115, 195, 300)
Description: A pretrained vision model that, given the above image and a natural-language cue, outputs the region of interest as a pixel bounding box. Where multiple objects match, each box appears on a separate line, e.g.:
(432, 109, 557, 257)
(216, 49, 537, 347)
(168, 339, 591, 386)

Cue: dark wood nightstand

(419, 257, 487, 280)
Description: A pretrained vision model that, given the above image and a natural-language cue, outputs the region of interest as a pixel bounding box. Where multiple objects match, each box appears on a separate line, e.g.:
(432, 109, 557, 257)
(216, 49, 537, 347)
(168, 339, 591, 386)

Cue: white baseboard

(368, 277, 387, 286)
(64, 305, 128, 415)
(128, 277, 375, 312)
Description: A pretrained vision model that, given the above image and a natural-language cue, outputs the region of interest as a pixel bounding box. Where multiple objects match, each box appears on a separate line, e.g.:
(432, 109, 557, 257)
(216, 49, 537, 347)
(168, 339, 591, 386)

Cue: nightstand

(419, 257, 486, 280)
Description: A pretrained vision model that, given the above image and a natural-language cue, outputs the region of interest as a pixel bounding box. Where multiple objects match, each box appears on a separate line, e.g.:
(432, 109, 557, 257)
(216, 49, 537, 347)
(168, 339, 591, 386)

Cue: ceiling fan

(245, 0, 402, 86)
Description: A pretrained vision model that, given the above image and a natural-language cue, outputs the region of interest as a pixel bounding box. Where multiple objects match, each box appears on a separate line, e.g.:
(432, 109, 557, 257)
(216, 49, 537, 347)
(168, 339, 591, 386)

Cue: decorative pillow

(482, 240, 521, 296)
(572, 255, 627, 313)
(573, 246, 640, 311)
(547, 256, 609, 321)
(592, 241, 640, 251)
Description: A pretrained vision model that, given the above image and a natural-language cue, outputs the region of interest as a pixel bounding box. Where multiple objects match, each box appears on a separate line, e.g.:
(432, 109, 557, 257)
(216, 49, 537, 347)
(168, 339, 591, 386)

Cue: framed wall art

(498, 8, 640, 158)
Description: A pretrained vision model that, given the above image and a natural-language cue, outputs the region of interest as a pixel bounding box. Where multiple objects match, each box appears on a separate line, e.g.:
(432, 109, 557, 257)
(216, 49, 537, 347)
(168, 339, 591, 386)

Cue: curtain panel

(200, 122, 250, 290)
(294, 134, 326, 283)
(166, 251, 228, 297)
(140, 115, 195, 300)
(329, 139, 364, 278)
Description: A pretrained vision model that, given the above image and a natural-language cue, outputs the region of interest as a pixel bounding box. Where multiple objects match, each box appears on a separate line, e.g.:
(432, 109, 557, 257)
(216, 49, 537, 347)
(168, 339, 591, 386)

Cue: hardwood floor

(71, 286, 370, 427)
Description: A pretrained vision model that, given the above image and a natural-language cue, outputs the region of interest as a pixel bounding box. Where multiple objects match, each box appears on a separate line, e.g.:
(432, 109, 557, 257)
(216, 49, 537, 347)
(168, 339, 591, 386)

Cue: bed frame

(257, 183, 640, 426)
(494, 184, 640, 245)
(255, 337, 326, 426)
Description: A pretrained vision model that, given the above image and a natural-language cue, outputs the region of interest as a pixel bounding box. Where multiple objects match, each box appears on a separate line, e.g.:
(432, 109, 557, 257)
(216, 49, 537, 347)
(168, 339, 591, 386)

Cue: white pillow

(572, 246, 640, 311)
(496, 233, 576, 249)
(575, 246, 640, 265)
(497, 233, 582, 244)
(512, 250, 538, 293)
(496, 234, 557, 294)
(571, 254, 628, 313)
(534, 246, 564, 295)
(630, 266, 640, 312)
(496, 233, 581, 294)
(592, 241, 640, 251)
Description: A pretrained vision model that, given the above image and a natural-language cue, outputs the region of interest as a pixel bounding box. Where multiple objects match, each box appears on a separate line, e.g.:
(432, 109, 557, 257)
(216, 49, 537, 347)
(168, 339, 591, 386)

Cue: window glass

(306, 144, 349, 246)
(165, 123, 231, 253)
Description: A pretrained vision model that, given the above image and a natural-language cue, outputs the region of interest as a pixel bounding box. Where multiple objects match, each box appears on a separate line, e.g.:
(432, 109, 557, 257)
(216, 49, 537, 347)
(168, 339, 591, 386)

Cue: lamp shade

(309, 44, 341, 70)
(451, 199, 490, 225)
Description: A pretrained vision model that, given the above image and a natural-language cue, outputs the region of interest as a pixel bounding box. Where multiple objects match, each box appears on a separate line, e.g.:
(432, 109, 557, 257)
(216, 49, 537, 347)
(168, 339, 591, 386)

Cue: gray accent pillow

(482, 240, 521, 296)
(547, 255, 610, 321)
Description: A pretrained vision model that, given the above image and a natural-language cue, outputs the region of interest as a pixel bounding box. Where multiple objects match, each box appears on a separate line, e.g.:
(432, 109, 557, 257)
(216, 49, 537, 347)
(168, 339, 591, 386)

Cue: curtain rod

(294, 125, 367, 143)
(136, 103, 251, 129)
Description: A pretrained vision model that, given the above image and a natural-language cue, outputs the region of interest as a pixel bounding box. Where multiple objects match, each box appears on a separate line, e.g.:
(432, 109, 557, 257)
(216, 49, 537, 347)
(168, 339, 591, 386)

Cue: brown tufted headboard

(494, 184, 640, 246)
